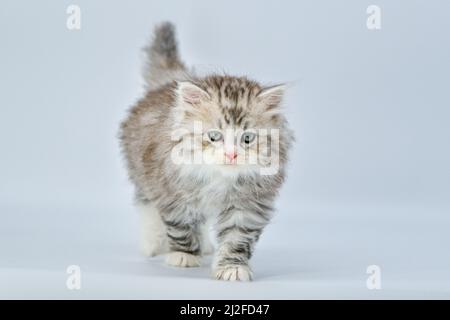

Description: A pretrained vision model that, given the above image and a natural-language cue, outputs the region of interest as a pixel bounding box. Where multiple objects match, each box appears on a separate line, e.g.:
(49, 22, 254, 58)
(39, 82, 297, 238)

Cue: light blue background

(0, 0, 449, 298)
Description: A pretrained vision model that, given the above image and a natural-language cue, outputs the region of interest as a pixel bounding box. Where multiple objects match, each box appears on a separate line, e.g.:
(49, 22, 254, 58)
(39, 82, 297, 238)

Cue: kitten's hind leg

(138, 202, 169, 257)
(200, 222, 215, 255)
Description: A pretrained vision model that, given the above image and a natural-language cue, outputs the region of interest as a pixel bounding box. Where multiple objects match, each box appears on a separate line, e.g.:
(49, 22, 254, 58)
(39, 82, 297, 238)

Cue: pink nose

(225, 151, 237, 161)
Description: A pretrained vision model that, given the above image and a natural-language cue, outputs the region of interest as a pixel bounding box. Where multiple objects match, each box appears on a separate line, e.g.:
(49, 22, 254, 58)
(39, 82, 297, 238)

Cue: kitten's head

(171, 75, 292, 177)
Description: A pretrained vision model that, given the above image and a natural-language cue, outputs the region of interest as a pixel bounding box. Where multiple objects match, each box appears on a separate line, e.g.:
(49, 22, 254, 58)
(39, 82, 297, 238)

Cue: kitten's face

(172, 76, 287, 176)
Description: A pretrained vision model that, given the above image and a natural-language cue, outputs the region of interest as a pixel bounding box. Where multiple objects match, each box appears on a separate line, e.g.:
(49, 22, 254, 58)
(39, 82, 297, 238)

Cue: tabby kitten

(120, 22, 293, 281)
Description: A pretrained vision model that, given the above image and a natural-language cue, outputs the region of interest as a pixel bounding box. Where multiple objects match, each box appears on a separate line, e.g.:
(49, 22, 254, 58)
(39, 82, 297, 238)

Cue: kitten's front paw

(213, 265, 253, 281)
(166, 252, 200, 268)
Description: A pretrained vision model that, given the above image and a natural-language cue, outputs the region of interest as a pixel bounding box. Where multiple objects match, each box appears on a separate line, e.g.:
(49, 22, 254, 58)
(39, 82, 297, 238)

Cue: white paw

(140, 240, 167, 257)
(138, 203, 168, 257)
(213, 265, 253, 281)
(139, 227, 169, 257)
(166, 252, 201, 268)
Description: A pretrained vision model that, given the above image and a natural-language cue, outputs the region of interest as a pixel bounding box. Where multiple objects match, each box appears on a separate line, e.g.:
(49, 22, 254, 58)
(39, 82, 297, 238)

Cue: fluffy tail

(143, 22, 187, 90)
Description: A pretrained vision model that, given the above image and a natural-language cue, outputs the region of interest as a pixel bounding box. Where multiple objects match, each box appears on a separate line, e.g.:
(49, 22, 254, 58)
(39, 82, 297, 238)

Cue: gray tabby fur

(120, 22, 293, 281)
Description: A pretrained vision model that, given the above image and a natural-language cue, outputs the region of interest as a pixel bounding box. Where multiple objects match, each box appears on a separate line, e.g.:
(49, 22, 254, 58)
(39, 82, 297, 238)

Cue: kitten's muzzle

(224, 150, 237, 164)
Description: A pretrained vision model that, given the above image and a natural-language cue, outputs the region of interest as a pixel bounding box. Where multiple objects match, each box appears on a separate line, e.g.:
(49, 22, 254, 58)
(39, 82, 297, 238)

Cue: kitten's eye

(207, 130, 223, 142)
(241, 132, 256, 145)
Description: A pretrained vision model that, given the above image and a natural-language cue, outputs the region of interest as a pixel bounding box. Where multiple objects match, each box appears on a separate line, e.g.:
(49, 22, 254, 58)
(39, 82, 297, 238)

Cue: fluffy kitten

(120, 22, 293, 281)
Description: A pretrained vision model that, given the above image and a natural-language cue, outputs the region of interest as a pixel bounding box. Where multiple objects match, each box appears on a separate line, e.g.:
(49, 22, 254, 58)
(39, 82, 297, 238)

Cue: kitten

(120, 22, 293, 281)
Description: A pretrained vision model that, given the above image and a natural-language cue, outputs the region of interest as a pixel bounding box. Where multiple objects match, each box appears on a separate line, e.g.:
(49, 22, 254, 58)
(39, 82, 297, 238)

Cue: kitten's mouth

(224, 159, 238, 165)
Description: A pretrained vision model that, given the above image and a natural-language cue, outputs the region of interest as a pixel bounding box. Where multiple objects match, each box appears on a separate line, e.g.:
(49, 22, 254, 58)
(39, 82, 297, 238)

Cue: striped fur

(120, 22, 293, 281)
(142, 22, 189, 90)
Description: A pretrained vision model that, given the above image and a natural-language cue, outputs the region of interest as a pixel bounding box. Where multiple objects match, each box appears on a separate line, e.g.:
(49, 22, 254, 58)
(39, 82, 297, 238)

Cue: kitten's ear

(176, 81, 210, 105)
(257, 84, 286, 108)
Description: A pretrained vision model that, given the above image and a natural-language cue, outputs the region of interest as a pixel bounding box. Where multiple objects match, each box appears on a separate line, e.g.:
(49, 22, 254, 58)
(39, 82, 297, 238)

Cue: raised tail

(142, 22, 187, 90)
